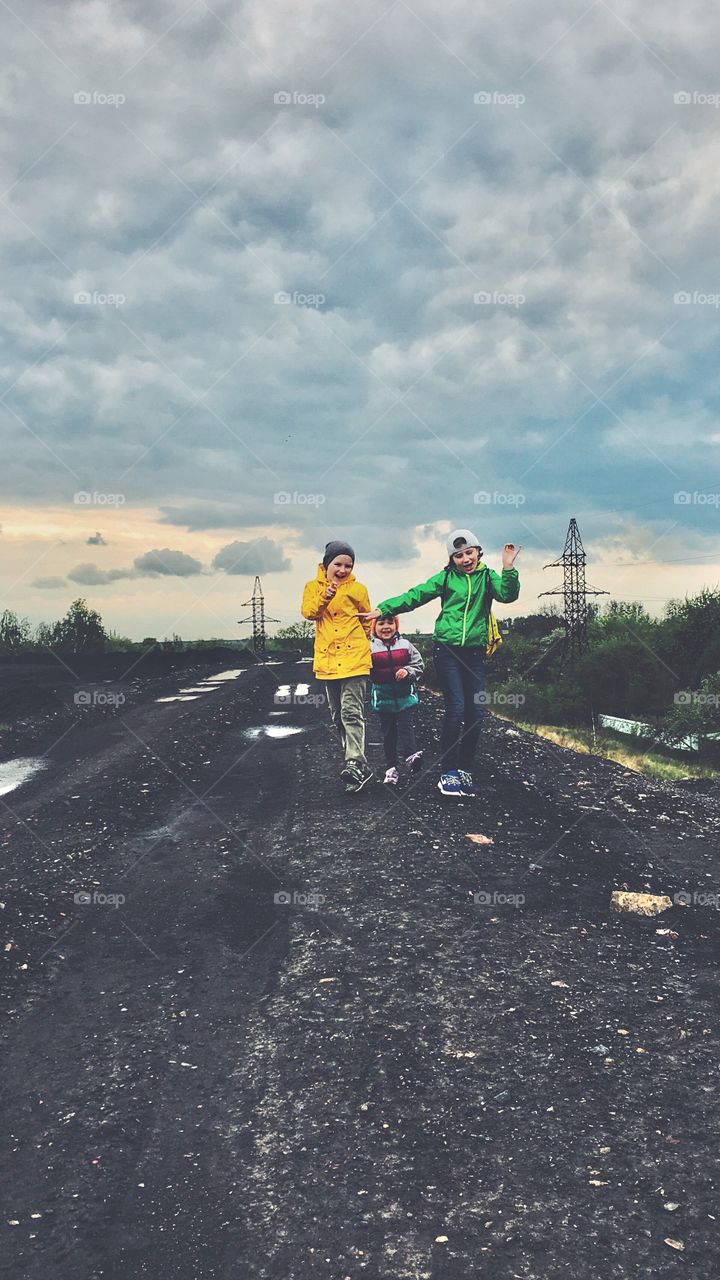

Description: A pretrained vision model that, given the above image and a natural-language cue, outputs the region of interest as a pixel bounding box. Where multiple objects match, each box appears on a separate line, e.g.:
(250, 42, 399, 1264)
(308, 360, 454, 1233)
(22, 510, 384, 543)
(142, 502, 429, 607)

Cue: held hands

(395, 667, 409, 680)
(502, 543, 522, 568)
(357, 608, 380, 619)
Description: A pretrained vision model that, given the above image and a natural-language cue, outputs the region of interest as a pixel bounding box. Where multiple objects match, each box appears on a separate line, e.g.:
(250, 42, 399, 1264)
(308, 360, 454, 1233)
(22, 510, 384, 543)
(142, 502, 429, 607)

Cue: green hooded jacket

(377, 562, 520, 648)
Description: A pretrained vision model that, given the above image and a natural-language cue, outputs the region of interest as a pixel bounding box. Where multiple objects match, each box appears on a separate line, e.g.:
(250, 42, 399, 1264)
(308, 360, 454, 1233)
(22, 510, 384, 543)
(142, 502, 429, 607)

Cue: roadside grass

(495, 714, 720, 782)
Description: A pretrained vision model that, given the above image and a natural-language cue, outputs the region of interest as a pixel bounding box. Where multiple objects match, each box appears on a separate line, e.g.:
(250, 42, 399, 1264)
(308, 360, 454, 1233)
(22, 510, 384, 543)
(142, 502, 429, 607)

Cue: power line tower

(238, 576, 278, 659)
(539, 517, 608, 668)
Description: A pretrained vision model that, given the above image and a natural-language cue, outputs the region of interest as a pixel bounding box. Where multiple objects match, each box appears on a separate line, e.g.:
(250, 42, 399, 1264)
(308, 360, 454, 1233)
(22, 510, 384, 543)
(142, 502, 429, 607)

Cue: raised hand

(502, 543, 522, 568)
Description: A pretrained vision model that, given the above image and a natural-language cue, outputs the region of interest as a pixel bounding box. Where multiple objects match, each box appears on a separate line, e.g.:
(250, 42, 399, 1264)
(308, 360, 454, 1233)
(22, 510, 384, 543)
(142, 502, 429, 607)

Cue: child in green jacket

(362, 529, 521, 797)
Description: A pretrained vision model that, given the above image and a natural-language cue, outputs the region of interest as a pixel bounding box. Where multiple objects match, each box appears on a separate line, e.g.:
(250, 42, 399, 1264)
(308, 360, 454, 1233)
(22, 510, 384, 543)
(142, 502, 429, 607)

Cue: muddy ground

(1, 658, 718, 1279)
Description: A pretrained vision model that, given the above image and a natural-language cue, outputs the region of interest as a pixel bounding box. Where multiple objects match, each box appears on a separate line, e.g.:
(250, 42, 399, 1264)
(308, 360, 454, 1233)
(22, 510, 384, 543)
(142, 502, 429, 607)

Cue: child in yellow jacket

(301, 540, 374, 794)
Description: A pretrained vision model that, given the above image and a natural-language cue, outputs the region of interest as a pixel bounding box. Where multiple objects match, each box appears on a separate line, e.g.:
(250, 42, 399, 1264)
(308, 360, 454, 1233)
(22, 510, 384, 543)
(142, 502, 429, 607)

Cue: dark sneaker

(340, 762, 355, 783)
(438, 771, 462, 797)
(345, 762, 374, 794)
(405, 751, 424, 773)
(458, 770, 476, 796)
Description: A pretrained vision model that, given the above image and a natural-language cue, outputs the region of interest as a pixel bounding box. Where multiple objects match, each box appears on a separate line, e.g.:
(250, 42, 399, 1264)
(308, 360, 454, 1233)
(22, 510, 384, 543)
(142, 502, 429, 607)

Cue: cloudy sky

(1, 0, 719, 639)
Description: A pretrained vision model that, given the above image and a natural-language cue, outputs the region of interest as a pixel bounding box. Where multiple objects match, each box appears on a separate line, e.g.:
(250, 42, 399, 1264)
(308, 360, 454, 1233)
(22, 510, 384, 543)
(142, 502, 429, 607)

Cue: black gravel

(1, 661, 718, 1279)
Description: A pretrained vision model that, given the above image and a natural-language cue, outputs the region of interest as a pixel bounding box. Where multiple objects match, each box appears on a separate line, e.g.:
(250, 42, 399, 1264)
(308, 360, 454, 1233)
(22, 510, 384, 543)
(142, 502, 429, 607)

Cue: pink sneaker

(383, 767, 399, 786)
(405, 751, 424, 773)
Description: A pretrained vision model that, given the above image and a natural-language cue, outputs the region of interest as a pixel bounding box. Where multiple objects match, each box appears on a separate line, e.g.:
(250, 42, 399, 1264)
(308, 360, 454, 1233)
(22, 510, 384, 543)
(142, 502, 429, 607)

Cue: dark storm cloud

(1, 0, 719, 580)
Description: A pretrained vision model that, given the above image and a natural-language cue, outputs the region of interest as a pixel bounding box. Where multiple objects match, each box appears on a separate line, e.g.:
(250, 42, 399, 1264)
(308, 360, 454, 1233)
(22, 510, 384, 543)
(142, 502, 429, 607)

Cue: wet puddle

(244, 725, 306, 740)
(0, 756, 46, 796)
(203, 669, 245, 682)
(156, 695, 201, 703)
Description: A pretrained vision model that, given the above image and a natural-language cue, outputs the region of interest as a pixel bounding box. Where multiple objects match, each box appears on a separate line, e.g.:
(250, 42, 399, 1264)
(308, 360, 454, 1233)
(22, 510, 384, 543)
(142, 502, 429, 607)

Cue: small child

(370, 615, 424, 785)
(301, 540, 374, 794)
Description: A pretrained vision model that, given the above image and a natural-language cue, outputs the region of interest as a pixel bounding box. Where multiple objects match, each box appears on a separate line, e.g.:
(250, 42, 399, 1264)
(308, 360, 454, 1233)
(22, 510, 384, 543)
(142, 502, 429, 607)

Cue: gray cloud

(212, 537, 291, 575)
(67, 547, 204, 585)
(30, 576, 68, 589)
(133, 548, 203, 577)
(2, 0, 720, 620)
(86, 531, 107, 545)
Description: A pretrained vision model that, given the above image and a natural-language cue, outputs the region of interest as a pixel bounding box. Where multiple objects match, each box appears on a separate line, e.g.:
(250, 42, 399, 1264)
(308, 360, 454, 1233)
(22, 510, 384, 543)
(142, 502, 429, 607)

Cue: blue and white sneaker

(438, 771, 462, 797)
(458, 770, 476, 796)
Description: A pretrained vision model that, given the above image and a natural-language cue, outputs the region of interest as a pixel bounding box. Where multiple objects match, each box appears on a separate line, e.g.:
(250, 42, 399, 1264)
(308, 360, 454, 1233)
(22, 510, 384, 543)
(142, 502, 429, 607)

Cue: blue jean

(432, 641, 486, 772)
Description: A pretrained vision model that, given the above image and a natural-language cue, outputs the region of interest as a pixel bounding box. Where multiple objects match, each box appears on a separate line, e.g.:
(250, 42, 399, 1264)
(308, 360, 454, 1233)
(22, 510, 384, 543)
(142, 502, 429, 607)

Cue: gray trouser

(324, 677, 368, 766)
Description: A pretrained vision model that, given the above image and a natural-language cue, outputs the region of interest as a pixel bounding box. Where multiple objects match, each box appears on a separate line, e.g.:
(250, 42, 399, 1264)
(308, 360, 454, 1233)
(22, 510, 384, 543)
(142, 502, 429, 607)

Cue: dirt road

(1, 659, 718, 1279)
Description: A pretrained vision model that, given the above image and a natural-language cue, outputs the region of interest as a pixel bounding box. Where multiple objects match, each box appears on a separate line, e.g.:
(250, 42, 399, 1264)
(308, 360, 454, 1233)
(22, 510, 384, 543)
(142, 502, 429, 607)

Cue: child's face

(452, 545, 480, 572)
(326, 555, 353, 582)
(375, 618, 396, 640)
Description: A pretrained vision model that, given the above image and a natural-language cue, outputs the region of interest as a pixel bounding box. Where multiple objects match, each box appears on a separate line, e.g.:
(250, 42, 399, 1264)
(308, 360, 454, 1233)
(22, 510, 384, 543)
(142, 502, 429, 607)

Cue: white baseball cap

(446, 528, 482, 556)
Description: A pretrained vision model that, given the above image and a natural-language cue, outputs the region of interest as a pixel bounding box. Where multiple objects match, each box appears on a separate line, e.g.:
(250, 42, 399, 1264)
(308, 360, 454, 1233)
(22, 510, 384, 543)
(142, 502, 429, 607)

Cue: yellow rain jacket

(301, 564, 373, 680)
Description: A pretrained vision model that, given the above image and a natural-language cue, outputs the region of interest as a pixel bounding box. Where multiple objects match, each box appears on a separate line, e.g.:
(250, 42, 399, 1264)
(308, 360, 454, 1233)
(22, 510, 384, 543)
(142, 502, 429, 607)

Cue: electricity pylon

(238, 577, 278, 658)
(539, 518, 608, 668)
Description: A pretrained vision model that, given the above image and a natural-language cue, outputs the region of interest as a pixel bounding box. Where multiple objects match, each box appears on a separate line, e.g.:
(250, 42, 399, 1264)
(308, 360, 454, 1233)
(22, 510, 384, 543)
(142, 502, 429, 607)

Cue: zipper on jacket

(461, 573, 472, 645)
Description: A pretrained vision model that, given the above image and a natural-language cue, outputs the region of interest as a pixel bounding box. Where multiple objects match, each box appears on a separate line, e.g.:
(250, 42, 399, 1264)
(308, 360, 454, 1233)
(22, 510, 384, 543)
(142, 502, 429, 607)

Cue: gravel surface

(1, 660, 718, 1279)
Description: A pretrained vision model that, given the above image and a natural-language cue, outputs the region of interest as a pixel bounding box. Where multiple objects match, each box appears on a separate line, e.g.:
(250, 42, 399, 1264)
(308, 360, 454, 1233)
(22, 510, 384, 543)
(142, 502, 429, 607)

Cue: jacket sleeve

(301, 578, 329, 620)
(404, 641, 425, 680)
(487, 567, 520, 604)
(377, 572, 444, 617)
(355, 585, 373, 637)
